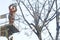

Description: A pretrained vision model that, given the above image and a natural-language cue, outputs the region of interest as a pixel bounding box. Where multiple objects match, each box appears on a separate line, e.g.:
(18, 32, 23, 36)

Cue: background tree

(55, 0, 60, 40)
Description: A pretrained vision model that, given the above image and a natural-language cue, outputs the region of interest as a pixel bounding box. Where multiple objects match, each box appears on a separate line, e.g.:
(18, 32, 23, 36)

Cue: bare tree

(12, 0, 60, 40)
(55, 0, 60, 40)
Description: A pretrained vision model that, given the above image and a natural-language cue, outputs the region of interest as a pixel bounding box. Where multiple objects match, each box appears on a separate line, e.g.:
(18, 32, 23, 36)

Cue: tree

(55, 0, 60, 40)
(12, 0, 60, 40)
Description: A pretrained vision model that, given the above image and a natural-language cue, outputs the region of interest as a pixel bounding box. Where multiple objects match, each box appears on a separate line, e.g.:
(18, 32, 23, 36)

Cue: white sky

(0, 0, 57, 40)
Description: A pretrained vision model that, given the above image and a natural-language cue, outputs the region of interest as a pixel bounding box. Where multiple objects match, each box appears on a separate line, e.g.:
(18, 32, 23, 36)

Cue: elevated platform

(0, 24, 19, 37)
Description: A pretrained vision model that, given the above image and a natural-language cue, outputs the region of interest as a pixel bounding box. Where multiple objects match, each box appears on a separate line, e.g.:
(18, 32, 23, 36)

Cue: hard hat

(9, 4, 17, 13)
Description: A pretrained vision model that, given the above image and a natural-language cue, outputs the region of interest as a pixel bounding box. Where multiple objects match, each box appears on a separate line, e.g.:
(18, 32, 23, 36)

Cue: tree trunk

(37, 30, 42, 40)
(38, 33, 42, 40)
(35, 25, 42, 40)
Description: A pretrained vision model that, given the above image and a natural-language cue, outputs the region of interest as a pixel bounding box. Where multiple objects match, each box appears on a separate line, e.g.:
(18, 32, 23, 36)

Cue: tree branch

(46, 26, 54, 40)
(44, 0, 55, 22)
(21, 1, 34, 18)
(39, 0, 47, 22)
(16, 1, 37, 34)
(27, 0, 34, 13)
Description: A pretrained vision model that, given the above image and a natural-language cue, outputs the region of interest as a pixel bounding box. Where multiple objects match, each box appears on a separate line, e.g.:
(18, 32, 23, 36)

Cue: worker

(9, 4, 17, 25)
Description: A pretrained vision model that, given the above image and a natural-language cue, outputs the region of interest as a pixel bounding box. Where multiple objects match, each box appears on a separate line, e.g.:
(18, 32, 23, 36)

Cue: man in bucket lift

(9, 4, 17, 25)
(7, 4, 19, 37)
